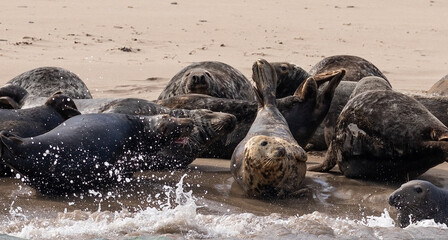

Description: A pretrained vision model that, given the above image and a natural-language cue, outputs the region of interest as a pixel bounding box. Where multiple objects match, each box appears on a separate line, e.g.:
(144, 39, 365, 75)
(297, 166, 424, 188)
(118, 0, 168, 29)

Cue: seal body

(157, 61, 256, 100)
(0, 113, 193, 195)
(157, 69, 344, 159)
(427, 74, 448, 96)
(389, 180, 448, 228)
(230, 59, 307, 198)
(309, 55, 389, 84)
(0, 93, 80, 176)
(309, 86, 448, 181)
(7, 67, 92, 99)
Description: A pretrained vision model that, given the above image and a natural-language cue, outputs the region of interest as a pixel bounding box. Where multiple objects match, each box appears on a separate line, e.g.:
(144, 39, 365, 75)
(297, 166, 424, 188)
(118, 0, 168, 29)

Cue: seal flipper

(0, 131, 24, 159)
(294, 77, 318, 102)
(0, 96, 21, 109)
(307, 141, 338, 172)
(252, 59, 277, 108)
(45, 92, 81, 119)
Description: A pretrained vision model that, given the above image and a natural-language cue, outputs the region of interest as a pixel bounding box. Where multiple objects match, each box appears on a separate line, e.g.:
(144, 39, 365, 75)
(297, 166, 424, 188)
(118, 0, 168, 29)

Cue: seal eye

(260, 141, 268, 146)
(415, 186, 423, 193)
(280, 65, 288, 71)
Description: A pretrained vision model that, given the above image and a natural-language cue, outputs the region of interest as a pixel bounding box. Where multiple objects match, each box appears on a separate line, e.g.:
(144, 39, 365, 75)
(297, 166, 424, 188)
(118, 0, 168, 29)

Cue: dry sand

(0, 0, 447, 100)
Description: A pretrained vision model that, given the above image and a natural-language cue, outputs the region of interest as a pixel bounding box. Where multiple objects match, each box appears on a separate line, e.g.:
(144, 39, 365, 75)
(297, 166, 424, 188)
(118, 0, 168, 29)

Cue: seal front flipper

(307, 141, 337, 172)
(0, 131, 24, 159)
(0, 96, 21, 109)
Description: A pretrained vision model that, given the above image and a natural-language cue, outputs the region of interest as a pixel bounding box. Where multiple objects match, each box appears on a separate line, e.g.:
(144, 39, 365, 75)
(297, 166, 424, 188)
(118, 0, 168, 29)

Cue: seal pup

(230, 59, 307, 198)
(309, 79, 448, 181)
(309, 55, 389, 84)
(7, 66, 92, 99)
(0, 92, 80, 176)
(0, 113, 193, 195)
(157, 69, 345, 159)
(389, 180, 448, 228)
(157, 61, 256, 100)
(427, 74, 448, 96)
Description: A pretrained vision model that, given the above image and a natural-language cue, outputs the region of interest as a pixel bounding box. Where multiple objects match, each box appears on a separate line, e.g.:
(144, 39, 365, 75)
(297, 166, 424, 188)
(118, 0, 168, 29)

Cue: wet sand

(1, 0, 448, 239)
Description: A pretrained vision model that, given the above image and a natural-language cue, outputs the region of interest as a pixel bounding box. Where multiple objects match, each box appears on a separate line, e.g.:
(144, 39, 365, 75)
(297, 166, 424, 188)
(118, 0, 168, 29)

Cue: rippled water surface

(1, 152, 448, 239)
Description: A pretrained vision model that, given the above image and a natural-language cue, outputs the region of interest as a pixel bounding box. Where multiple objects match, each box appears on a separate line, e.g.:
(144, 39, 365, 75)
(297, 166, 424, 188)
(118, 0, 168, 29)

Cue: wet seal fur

(230, 59, 307, 198)
(309, 78, 448, 181)
(157, 69, 345, 159)
(0, 92, 80, 176)
(157, 61, 255, 100)
(0, 113, 193, 195)
(7, 67, 92, 99)
(389, 180, 448, 228)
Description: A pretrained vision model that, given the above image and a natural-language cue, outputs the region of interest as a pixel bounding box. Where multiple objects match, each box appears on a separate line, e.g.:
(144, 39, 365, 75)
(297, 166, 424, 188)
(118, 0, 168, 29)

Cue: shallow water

(1, 152, 448, 239)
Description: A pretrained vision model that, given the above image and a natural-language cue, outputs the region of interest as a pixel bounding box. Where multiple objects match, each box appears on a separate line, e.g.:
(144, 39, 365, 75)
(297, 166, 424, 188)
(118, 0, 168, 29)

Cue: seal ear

(0, 96, 21, 109)
(294, 77, 318, 101)
(45, 92, 81, 119)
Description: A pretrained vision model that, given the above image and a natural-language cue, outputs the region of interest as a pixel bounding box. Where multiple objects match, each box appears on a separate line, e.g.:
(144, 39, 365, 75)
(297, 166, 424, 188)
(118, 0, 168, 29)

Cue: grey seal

(427, 74, 448, 96)
(389, 180, 448, 228)
(157, 61, 256, 100)
(230, 59, 307, 198)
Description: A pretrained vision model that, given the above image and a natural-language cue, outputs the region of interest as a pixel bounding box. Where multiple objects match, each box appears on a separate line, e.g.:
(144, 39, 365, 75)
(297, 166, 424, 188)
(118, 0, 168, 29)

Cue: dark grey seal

(7, 67, 92, 99)
(230, 59, 307, 198)
(427, 74, 448, 96)
(157, 61, 255, 100)
(389, 180, 448, 228)
(0, 92, 80, 176)
(0, 113, 193, 195)
(309, 81, 448, 181)
(157, 69, 345, 159)
(271, 62, 310, 98)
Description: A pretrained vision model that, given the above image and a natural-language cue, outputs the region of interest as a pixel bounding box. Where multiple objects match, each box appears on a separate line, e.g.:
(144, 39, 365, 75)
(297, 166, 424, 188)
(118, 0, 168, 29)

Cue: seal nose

(389, 193, 399, 206)
(191, 74, 207, 86)
(274, 147, 286, 158)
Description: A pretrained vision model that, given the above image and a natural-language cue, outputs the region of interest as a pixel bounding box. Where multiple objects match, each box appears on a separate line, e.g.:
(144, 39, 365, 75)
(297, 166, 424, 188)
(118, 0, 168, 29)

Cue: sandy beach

(1, 1, 448, 239)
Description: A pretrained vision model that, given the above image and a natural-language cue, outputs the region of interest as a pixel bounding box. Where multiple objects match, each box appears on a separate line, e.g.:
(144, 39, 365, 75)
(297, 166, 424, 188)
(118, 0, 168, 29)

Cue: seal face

(0, 113, 193, 195)
(7, 67, 92, 99)
(389, 180, 448, 228)
(271, 62, 310, 98)
(309, 55, 389, 84)
(230, 59, 307, 198)
(309, 86, 448, 181)
(157, 61, 256, 100)
(427, 74, 448, 96)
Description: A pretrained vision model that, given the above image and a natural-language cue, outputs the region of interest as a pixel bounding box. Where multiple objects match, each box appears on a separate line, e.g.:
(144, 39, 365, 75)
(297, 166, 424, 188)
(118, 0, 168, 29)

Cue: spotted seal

(0, 113, 193, 195)
(157, 61, 255, 100)
(389, 180, 448, 228)
(427, 74, 448, 96)
(230, 59, 307, 198)
(7, 66, 92, 99)
(309, 79, 448, 181)
(157, 68, 345, 159)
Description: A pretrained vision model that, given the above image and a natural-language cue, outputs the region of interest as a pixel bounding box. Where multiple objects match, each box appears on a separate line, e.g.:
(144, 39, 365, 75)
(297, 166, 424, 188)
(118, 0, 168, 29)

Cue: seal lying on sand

(0, 92, 80, 176)
(157, 69, 345, 159)
(427, 74, 448, 96)
(389, 180, 448, 228)
(309, 78, 448, 181)
(0, 113, 193, 195)
(7, 67, 92, 99)
(230, 59, 307, 198)
(309, 55, 389, 84)
(157, 61, 256, 100)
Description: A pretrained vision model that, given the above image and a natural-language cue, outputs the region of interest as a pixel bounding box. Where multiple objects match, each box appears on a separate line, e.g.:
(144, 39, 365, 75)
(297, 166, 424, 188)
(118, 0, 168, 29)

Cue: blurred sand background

(0, 0, 447, 100)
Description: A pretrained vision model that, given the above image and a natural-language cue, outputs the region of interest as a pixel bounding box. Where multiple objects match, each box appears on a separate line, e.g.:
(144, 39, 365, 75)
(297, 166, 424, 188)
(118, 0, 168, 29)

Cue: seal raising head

(231, 59, 307, 198)
(389, 180, 448, 228)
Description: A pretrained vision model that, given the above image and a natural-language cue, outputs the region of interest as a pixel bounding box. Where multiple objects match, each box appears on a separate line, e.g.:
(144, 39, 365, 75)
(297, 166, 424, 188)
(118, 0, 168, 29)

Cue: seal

(157, 61, 256, 100)
(309, 55, 389, 84)
(0, 84, 29, 109)
(271, 62, 310, 98)
(427, 74, 448, 96)
(7, 66, 92, 99)
(157, 68, 345, 159)
(309, 83, 448, 181)
(0, 113, 194, 195)
(0, 92, 80, 176)
(412, 94, 448, 127)
(230, 59, 307, 198)
(389, 180, 448, 228)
